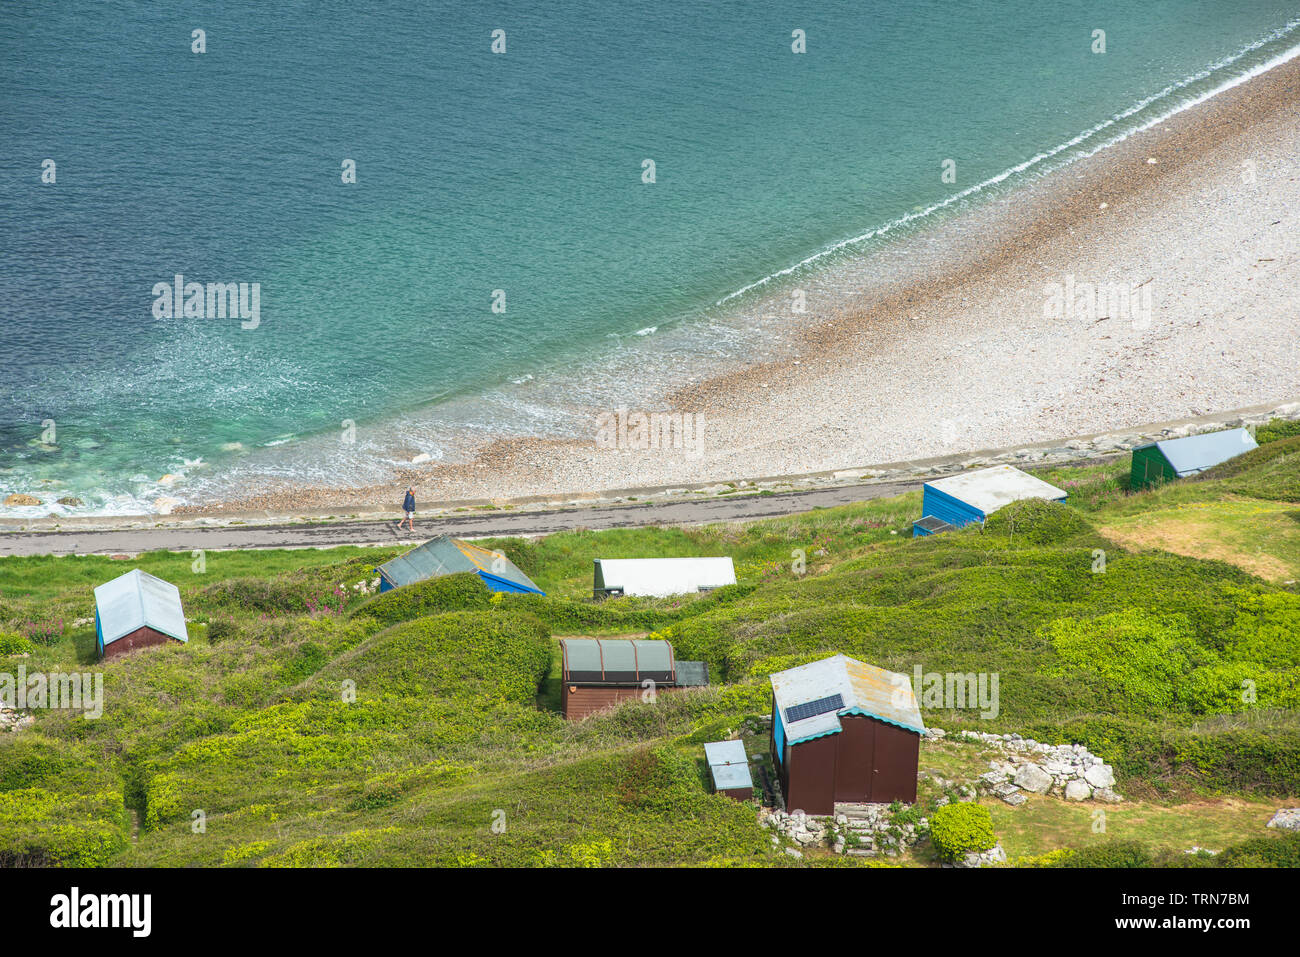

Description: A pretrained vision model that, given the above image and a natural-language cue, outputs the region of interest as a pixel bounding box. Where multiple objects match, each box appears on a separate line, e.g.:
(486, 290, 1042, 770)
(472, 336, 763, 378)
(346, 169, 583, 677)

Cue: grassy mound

(982, 498, 1095, 545)
(349, 572, 492, 624)
(312, 610, 552, 704)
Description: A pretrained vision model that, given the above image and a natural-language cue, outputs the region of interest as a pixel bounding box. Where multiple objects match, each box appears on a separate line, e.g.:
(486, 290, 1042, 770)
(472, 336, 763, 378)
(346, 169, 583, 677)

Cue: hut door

(870, 724, 919, 804)
(834, 716, 873, 803)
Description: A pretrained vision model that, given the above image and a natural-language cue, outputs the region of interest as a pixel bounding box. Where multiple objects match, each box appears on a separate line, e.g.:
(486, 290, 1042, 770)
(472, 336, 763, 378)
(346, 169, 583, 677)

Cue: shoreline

(168, 52, 1300, 520)
(5, 396, 1296, 534)
(7, 48, 1300, 523)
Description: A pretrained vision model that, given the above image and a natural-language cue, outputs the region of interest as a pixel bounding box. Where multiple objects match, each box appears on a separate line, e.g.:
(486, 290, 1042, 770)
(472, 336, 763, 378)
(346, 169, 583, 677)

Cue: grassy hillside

(2, 427, 1298, 867)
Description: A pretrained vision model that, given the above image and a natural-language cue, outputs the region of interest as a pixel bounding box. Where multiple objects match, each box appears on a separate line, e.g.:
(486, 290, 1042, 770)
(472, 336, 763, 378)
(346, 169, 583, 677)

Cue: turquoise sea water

(2, 1, 1298, 512)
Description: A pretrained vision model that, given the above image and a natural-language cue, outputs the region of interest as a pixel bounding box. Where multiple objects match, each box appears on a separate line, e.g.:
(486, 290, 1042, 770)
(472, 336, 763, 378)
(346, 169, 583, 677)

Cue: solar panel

(784, 693, 844, 724)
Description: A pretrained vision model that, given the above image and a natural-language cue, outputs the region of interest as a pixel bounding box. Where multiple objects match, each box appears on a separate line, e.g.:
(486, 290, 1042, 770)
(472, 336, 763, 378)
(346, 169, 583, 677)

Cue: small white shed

(593, 557, 737, 598)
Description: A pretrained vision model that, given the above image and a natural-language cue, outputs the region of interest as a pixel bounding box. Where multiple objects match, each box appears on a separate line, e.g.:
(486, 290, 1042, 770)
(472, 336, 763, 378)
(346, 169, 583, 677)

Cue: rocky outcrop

(3, 493, 41, 506)
(1267, 808, 1300, 831)
(1064, 779, 1093, 801)
(761, 803, 928, 858)
(929, 727, 1123, 805)
(951, 842, 1007, 869)
(0, 709, 35, 733)
(1013, 763, 1053, 794)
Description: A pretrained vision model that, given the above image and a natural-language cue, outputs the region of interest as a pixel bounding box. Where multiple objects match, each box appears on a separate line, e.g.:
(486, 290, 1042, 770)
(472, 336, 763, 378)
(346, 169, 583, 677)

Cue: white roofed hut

(593, 557, 736, 599)
(93, 569, 189, 661)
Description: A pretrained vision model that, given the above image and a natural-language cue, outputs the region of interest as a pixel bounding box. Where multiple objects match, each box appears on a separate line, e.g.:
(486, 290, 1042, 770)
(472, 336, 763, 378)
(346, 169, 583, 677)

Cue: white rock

(1267, 808, 1300, 831)
(1064, 779, 1092, 801)
(1013, 763, 1053, 794)
(1083, 764, 1115, 789)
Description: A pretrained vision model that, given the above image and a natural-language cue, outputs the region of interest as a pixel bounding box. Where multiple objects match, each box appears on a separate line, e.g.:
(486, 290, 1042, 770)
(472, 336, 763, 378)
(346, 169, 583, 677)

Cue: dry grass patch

(1099, 498, 1300, 582)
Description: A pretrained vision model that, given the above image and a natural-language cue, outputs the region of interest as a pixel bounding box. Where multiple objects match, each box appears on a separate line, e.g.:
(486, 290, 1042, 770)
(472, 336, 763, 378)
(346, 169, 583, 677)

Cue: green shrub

(318, 609, 551, 704)
(928, 803, 995, 861)
(1063, 840, 1155, 868)
(1215, 831, 1300, 867)
(1043, 610, 1208, 717)
(1198, 434, 1300, 502)
(1255, 418, 1300, 445)
(199, 577, 315, 615)
(1180, 662, 1300, 714)
(349, 572, 491, 624)
(983, 499, 1094, 545)
(205, 618, 237, 645)
(0, 632, 32, 656)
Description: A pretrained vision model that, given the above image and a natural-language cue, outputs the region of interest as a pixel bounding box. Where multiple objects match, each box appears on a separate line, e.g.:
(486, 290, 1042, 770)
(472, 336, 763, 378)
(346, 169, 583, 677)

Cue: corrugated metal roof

(1149, 428, 1259, 477)
(377, 536, 472, 588)
(769, 654, 925, 745)
(559, 638, 675, 682)
(594, 557, 736, 597)
(376, 535, 542, 593)
(94, 569, 188, 647)
(924, 465, 1066, 518)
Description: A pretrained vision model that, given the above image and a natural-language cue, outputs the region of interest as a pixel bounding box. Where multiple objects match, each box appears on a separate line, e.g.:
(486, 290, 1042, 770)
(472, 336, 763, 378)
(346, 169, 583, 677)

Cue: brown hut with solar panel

(769, 654, 925, 815)
(558, 638, 709, 720)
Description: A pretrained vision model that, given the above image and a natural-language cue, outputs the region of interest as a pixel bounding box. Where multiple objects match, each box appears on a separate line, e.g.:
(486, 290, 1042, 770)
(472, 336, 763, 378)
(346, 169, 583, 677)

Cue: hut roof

(94, 569, 188, 648)
(594, 557, 735, 597)
(704, 740, 753, 792)
(559, 638, 676, 684)
(924, 465, 1066, 516)
(377, 535, 542, 593)
(770, 654, 925, 745)
(675, 660, 710, 687)
(1140, 428, 1258, 477)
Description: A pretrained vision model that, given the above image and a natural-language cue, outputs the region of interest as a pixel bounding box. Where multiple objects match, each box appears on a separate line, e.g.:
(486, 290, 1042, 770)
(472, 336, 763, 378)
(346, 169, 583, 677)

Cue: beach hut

(914, 464, 1066, 536)
(375, 535, 543, 595)
(704, 740, 754, 801)
(592, 557, 736, 598)
(558, 638, 709, 720)
(1129, 427, 1258, 491)
(93, 569, 188, 661)
(769, 654, 925, 815)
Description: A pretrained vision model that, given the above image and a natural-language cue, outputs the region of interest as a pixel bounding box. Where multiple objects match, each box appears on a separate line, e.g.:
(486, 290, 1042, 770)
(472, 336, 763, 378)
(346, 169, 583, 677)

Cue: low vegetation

(1, 422, 1298, 866)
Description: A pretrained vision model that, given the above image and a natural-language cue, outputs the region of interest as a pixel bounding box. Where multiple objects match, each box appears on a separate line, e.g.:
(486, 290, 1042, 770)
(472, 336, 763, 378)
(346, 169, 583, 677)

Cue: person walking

(399, 486, 416, 532)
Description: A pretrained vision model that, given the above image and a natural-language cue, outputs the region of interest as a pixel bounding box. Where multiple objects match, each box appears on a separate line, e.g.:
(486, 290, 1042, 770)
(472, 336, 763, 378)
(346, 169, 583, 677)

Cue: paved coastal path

(0, 480, 920, 557)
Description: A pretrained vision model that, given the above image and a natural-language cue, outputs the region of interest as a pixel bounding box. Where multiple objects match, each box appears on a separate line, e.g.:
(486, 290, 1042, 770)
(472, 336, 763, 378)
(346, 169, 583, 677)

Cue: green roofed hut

(375, 534, 543, 595)
(1129, 427, 1258, 491)
(559, 638, 709, 720)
